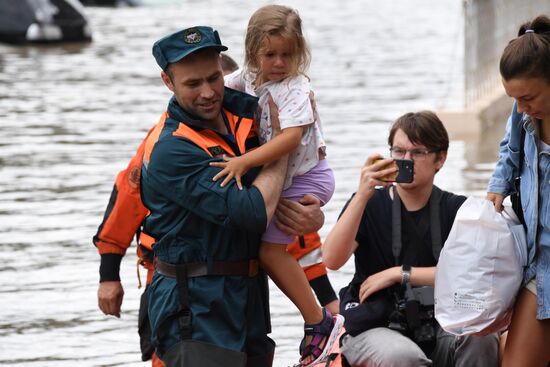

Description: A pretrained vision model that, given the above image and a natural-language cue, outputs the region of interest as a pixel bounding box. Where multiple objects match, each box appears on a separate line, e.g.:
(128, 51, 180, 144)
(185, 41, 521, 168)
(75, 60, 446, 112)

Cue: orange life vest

(93, 109, 257, 286)
(288, 232, 328, 282)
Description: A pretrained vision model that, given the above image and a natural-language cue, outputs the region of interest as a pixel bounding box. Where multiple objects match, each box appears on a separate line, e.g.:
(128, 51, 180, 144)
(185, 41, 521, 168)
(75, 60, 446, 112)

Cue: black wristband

(99, 253, 123, 282)
(309, 274, 338, 306)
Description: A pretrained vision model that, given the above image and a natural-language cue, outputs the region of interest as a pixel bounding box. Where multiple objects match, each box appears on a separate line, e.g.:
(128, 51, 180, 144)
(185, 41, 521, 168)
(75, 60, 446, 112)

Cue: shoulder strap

(518, 123, 526, 177)
(512, 118, 527, 228)
(391, 186, 402, 266)
(429, 186, 442, 261)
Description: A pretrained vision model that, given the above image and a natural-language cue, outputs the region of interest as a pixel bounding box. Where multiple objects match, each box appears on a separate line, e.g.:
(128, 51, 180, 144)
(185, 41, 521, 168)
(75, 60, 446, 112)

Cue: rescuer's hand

(98, 281, 124, 318)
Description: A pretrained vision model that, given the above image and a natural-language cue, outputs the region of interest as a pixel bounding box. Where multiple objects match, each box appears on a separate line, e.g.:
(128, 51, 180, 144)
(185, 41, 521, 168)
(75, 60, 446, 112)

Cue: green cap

(152, 26, 228, 70)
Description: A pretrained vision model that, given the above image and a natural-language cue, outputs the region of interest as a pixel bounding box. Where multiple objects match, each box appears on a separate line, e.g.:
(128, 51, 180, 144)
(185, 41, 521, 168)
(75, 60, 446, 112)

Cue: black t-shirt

(342, 186, 466, 288)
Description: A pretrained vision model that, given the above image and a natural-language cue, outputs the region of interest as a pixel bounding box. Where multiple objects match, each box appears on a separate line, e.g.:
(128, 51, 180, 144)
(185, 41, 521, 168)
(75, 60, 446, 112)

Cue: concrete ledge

(478, 93, 514, 132)
(437, 110, 483, 140)
(438, 92, 513, 141)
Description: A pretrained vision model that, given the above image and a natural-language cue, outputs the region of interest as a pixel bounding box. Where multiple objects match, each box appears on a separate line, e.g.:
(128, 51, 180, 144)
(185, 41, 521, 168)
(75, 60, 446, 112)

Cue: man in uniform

(96, 25, 325, 367)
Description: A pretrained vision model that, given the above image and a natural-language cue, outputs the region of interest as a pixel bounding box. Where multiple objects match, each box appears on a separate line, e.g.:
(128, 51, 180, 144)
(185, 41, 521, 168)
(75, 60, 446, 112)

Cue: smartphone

(375, 159, 414, 183)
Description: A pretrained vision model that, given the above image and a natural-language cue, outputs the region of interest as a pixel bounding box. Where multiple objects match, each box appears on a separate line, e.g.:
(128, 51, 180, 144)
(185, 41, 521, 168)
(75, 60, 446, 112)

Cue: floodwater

(0, 1, 505, 366)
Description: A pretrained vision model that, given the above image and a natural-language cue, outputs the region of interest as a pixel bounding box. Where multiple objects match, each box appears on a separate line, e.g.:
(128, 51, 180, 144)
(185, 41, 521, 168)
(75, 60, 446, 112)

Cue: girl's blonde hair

(244, 5, 311, 77)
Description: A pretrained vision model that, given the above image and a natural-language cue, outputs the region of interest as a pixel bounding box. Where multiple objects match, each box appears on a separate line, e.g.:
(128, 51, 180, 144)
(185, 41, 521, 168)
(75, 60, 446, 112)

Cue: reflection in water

(0, 1, 501, 366)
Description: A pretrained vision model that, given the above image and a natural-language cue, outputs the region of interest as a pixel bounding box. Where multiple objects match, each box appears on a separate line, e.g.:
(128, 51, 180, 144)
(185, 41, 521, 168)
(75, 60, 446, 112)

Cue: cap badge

(183, 29, 202, 44)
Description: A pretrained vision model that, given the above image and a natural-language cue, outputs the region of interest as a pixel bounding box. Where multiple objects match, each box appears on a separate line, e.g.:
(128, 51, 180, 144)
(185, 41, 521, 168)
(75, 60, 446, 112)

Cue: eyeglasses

(389, 147, 436, 161)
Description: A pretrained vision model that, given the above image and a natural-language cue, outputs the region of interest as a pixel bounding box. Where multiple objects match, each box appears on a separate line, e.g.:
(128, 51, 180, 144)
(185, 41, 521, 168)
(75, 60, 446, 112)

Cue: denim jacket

(488, 102, 550, 319)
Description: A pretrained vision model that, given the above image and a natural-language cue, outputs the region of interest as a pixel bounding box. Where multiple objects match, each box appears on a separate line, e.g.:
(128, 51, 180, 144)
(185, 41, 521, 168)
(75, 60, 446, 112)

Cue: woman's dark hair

(500, 15, 550, 83)
(388, 111, 449, 153)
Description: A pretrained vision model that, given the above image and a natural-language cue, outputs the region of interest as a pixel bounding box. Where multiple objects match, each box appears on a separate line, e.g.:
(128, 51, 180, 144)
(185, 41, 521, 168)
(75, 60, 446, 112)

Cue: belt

(156, 259, 259, 278)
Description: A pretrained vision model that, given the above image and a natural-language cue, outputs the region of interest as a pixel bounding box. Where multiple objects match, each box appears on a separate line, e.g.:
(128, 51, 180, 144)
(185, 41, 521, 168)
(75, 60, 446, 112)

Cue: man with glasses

(322, 111, 499, 366)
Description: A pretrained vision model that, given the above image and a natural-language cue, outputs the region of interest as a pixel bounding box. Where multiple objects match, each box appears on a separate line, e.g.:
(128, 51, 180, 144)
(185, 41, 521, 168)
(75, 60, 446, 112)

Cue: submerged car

(0, 0, 92, 44)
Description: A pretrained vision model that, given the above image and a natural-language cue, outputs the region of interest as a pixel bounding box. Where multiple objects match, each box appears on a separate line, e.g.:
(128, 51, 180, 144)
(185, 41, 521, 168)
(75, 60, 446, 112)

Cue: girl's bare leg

(260, 241, 323, 324)
(502, 288, 550, 367)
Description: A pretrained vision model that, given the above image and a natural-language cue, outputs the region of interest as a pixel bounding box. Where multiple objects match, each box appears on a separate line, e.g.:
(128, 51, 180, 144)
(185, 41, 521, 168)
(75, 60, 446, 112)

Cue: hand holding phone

(375, 158, 414, 183)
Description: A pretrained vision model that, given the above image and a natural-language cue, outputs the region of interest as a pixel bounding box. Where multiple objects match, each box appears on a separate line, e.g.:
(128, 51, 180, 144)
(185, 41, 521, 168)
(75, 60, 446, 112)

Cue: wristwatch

(401, 264, 411, 286)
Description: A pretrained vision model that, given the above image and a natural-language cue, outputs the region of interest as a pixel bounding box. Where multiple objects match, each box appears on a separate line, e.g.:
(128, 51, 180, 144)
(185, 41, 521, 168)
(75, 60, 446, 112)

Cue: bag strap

(391, 186, 443, 265)
(391, 186, 402, 266)
(153, 264, 192, 356)
(518, 121, 526, 178)
(512, 121, 527, 228)
(175, 265, 193, 340)
(299, 235, 306, 248)
(429, 187, 443, 261)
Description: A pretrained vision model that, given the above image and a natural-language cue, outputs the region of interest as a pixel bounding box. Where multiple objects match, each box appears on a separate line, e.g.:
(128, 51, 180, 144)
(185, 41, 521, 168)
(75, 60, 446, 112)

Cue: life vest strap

(156, 259, 259, 278)
(139, 231, 155, 249)
(136, 259, 143, 289)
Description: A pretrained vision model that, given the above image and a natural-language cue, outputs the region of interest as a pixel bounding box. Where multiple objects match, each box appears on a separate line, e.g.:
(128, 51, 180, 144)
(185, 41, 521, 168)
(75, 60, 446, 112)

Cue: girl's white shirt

(225, 68, 326, 190)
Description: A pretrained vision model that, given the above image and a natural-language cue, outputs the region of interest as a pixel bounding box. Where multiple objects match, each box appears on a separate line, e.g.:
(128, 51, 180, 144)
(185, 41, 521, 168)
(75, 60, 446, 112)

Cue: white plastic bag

(434, 197, 527, 336)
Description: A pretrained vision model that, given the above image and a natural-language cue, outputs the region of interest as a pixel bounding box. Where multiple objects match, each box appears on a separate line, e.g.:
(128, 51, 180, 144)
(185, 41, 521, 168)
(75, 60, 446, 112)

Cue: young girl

(211, 5, 343, 366)
(486, 15, 550, 367)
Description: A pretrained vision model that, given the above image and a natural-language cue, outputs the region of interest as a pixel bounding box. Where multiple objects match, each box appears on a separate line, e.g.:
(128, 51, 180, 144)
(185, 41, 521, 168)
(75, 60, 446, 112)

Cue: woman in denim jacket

(486, 15, 550, 367)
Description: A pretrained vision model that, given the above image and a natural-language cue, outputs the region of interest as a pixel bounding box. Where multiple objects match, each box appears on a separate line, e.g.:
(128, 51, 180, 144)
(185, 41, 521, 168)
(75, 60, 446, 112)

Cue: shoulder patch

(207, 145, 225, 157)
(128, 166, 141, 188)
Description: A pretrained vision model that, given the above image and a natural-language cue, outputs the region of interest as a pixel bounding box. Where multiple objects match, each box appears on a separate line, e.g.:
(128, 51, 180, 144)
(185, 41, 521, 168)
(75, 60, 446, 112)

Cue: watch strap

(401, 264, 411, 286)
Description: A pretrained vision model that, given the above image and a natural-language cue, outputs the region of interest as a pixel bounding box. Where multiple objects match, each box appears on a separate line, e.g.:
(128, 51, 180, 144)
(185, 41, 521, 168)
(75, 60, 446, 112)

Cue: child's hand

(210, 155, 250, 190)
(267, 94, 281, 137)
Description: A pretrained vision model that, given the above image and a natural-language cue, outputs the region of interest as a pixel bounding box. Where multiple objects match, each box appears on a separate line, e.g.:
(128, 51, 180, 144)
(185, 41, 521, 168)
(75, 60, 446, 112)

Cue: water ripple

(0, 1, 499, 366)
